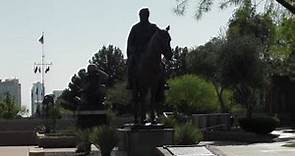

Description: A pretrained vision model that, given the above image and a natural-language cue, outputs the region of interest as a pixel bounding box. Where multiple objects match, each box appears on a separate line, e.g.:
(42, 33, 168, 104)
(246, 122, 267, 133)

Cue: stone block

(117, 126, 174, 156)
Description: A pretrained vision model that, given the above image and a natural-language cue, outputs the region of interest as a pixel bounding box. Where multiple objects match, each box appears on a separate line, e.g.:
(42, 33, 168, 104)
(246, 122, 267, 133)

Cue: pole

(41, 32, 45, 100)
(33, 32, 52, 116)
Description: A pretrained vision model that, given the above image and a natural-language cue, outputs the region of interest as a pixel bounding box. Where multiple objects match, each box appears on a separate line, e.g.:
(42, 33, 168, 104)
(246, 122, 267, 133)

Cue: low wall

(117, 127, 174, 156)
(0, 119, 75, 146)
(192, 113, 231, 131)
(203, 130, 275, 143)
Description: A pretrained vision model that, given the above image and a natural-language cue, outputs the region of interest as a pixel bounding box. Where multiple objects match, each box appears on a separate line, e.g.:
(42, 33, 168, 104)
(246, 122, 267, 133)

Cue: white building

(0, 79, 21, 107)
(31, 82, 44, 116)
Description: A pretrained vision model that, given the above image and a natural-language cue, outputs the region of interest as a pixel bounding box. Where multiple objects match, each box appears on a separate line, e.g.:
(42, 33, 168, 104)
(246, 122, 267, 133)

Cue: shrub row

(239, 117, 280, 134)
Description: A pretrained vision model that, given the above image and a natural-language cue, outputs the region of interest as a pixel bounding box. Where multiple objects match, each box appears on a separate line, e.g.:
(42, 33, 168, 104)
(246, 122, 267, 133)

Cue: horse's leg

(132, 89, 138, 124)
(150, 86, 158, 124)
(155, 78, 165, 121)
(139, 89, 147, 124)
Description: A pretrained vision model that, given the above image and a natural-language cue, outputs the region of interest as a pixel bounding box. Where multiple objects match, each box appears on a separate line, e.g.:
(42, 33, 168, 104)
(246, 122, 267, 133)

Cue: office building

(0, 79, 21, 107)
(31, 82, 44, 116)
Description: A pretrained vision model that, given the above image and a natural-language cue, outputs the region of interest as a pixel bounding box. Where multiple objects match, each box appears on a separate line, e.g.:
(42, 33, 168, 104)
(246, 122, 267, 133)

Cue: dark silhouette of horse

(131, 26, 173, 124)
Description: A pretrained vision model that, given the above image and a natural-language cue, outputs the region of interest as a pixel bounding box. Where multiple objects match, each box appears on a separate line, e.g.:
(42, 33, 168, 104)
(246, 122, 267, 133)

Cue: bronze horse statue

(131, 26, 173, 124)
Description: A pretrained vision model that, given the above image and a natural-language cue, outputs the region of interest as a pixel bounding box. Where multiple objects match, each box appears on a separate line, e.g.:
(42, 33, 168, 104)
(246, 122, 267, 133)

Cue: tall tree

(174, 0, 295, 19)
(270, 17, 295, 82)
(271, 17, 295, 60)
(187, 37, 228, 112)
(58, 65, 108, 112)
(220, 3, 274, 118)
(165, 46, 188, 78)
(0, 92, 21, 119)
(220, 35, 265, 118)
(227, 1, 275, 54)
(89, 45, 126, 87)
(187, 3, 275, 116)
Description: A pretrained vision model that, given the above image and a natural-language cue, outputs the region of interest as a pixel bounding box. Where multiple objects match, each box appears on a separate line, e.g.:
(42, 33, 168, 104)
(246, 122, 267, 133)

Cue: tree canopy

(186, 37, 227, 111)
(89, 45, 126, 87)
(165, 46, 188, 78)
(0, 93, 22, 119)
(174, 0, 295, 19)
(183, 3, 277, 117)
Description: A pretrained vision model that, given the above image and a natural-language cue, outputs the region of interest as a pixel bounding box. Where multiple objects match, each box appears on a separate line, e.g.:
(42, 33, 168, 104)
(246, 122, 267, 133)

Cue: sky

(0, 0, 235, 116)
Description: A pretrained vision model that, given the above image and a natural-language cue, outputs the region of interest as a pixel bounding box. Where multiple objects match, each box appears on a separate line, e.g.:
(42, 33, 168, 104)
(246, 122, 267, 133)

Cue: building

(0, 79, 21, 107)
(31, 82, 44, 116)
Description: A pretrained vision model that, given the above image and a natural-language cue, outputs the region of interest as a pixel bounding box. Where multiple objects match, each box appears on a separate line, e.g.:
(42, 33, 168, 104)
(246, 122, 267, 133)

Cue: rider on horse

(126, 8, 159, 89)
(127, 8, 172, 124)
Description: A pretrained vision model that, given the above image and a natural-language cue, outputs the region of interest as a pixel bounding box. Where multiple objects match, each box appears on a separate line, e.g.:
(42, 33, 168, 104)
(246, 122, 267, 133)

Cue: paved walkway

(163, 146, 216, 156)
(208, 128, 295, 156)
(0, 146, 31, 156)
(0, 128, 295, 156)
(210, 142, 295, 156)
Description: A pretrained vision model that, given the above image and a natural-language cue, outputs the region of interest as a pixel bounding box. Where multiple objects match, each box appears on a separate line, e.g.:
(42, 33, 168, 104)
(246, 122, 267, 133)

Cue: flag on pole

(38, 33, 44, 44)
(34, 66, 38, 73)
(45, 67, 50, 73)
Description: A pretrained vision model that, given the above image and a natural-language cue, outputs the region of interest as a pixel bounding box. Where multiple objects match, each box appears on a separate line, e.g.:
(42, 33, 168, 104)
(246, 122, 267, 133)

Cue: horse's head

(158, 26, 173, 60)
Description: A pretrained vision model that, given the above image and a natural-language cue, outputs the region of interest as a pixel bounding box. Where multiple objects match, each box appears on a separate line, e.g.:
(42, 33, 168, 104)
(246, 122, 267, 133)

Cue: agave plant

(90, 125, 118, 156)
(174, 122, 203, 145)
(75, 129, 92, 155)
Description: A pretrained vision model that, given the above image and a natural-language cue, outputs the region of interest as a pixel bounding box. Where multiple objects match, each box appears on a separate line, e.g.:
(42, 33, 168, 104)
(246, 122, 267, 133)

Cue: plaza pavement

(0, 146, 31, 156)
(207, 128, 295, 156)
(209, 141, 295, 156)
(0, 128, 294, 156)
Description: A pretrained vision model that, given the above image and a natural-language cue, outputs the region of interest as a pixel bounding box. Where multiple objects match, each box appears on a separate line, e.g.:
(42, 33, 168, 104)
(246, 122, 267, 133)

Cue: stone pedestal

(76, 110, 107, 129)
(36, 132, 77, 148)
(117, 125, 174, 156)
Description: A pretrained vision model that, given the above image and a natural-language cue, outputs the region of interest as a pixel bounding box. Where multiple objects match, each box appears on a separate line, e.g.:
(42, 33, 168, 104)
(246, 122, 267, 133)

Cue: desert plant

(75, 129, 92, 155)
(283, 142, 295, 147)
(166, 74, 219, 115)
(160, 116, 178, 128)
(174, 122, 203, 145)
(239, 116, 280, 134)
(90, 125, 118, 156)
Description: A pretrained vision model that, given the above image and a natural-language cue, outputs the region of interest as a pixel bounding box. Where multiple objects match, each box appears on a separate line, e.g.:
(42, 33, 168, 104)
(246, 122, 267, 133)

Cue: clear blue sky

(0, 0, 235, 115)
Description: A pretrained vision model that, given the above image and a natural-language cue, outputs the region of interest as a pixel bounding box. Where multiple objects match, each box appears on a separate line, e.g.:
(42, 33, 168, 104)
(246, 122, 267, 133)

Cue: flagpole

(32, 32, 52, 116)
(41, 32, 45, 98)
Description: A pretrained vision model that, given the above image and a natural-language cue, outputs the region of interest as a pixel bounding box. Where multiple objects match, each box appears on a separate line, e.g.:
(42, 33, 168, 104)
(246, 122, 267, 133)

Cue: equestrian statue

(127, 8, 173, 125)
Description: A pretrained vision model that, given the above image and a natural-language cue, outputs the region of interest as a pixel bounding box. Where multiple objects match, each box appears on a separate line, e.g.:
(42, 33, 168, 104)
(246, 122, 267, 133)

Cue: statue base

(123, 122, 164, 130)
(75, 110, 107, 129)
(117, 124, 174, 156)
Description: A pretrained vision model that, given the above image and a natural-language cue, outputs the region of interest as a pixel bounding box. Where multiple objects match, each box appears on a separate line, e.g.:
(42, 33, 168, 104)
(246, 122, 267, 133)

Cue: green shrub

(166, 74, 219, 115)
(105, 81, 132, 115)
(174, 122, 203, 145)
(239, 117, 280, 134)
(75, 129, 92, 154)
(222, 89, 241, 113)
(160, 116, 177, 128)
(0, 93, 22, 119)
(283, 142, 295, 147)
(90, 125, 118, 156)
